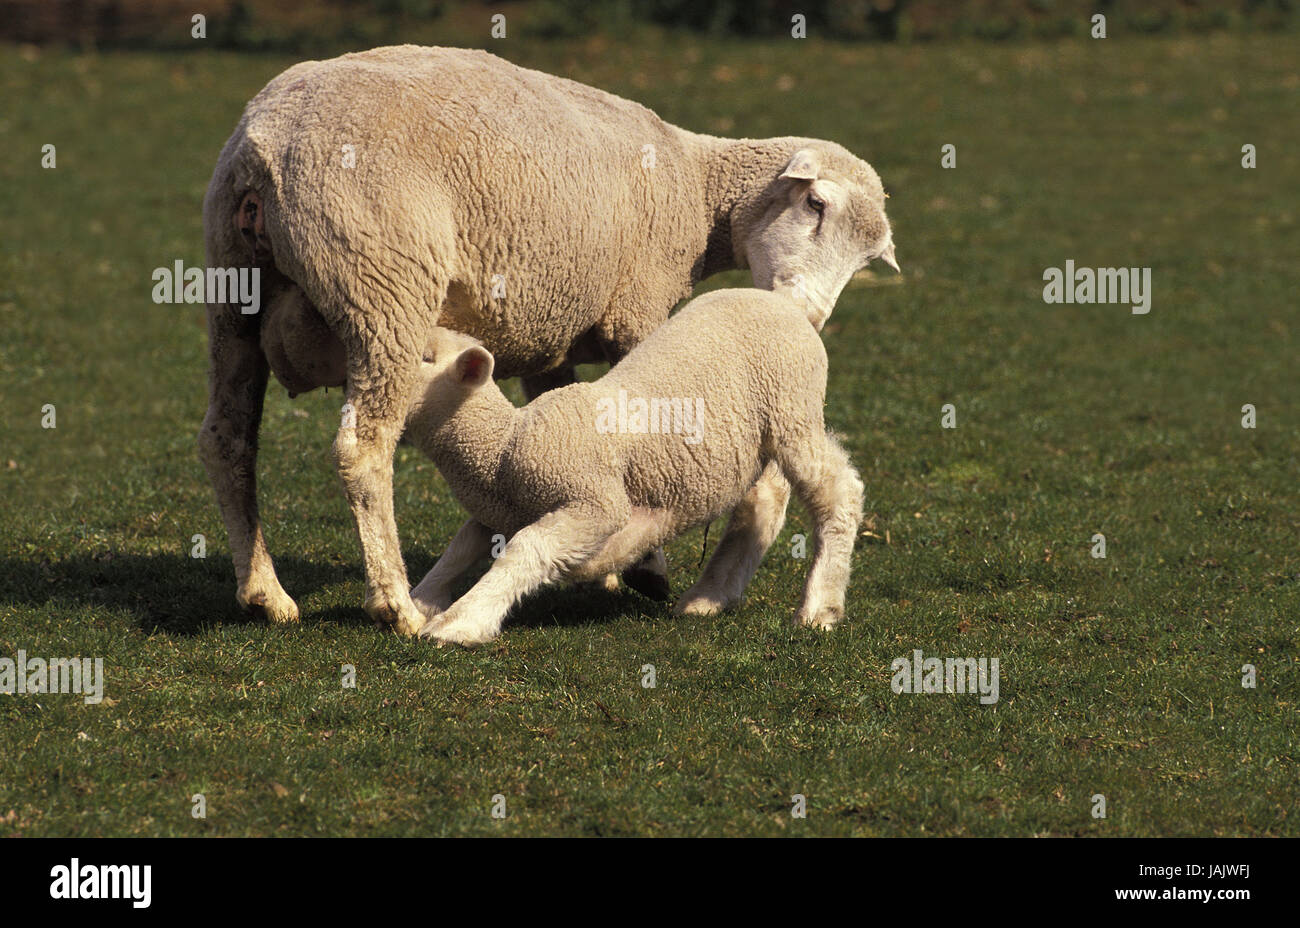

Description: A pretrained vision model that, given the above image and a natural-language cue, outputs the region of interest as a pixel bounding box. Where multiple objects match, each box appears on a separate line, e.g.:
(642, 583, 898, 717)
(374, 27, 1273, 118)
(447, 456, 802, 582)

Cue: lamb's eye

(807, 194, 827, 214)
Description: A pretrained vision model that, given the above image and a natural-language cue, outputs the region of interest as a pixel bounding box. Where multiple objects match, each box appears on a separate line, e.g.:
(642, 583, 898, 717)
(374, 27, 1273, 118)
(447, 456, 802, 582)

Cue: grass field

(0, 29, 1297, 836)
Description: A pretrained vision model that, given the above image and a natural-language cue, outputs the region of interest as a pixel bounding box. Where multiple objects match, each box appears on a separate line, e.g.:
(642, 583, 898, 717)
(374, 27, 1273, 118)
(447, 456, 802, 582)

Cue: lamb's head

(737, 143, 897, 330)
(407, 327, 496, 430)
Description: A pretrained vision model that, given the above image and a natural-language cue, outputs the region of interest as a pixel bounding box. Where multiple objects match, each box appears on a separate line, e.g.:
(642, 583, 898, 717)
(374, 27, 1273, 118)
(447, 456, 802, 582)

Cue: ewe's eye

(807, 194, 827, 214)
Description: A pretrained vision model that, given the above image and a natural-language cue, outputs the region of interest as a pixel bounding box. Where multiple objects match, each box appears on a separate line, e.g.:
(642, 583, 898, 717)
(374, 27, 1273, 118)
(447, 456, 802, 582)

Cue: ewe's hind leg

(197, 293, 298, 624)
(320, 278, 436, 636)
(675, 462, 791, 616)
(779, 435, 864, 629)
(334, 361, 427, 636)
(423, 508, 615, 647)
(411, 519, 494, 623)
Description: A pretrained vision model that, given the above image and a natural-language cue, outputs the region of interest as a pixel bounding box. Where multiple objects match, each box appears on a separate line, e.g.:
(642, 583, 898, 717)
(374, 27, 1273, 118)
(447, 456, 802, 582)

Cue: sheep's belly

(570, 508, 672, 582)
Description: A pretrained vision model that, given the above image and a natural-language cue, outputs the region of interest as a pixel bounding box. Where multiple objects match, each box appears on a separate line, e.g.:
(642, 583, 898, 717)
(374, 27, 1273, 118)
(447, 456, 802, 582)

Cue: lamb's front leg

(422, 508, 614, 647)
(411, 519, 495, 624)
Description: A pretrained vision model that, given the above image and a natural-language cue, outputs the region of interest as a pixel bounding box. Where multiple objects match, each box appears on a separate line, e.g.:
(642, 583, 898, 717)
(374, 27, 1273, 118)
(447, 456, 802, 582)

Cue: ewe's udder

(259, 287, 347, 397)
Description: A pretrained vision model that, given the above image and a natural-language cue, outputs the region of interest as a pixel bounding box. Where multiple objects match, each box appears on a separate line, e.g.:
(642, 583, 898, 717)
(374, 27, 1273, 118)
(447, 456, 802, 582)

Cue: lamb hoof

(417, 616, 446, 640)
(428, 620, 493, 647)
(795, 605, 842, 630)
(240, 587, 300, 625)
(622, 565, 671, 601)
(674, 594, 727, 616)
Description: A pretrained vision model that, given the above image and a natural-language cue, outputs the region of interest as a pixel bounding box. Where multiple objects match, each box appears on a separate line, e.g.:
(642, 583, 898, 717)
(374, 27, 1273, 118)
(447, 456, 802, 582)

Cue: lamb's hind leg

(779, 434, 865, 629)
(424, 507, 616, 647)
(675, 461, 791, 616)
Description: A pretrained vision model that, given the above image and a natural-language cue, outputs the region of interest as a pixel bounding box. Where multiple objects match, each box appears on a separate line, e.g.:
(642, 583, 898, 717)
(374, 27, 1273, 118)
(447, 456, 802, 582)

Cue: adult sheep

(198, 45, 897, 636)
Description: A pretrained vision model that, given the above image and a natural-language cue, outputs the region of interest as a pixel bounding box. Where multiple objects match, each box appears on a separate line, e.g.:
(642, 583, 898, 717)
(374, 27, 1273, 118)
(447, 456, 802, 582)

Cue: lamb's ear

(454, 346, 494, 387)
(780, 148, 821, 182)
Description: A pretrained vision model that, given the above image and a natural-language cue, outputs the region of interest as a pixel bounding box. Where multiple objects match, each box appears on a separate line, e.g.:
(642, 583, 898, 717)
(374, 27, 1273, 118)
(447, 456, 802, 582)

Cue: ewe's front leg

(521, 366, 577, 400)
(411, 519, 495, 624)
(423, 508, 613, 647)
(676, 461, 791, 616)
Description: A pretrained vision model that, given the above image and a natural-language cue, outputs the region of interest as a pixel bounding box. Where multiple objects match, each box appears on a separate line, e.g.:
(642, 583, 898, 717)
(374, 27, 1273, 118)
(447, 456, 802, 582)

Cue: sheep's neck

(691, 135, 791, 279)
(693, 134, 833, 282)
(428, 390, 518, 497)
(691, 134, 747, 280)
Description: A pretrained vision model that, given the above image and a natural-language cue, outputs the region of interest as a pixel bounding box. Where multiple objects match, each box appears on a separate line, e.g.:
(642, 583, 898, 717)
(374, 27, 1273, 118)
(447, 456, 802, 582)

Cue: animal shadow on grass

(0, 552, 363, 637)
(0, 550, 660, 639)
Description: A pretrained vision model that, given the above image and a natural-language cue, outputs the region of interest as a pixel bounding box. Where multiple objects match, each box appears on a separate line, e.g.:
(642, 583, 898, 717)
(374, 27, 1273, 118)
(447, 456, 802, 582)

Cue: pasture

(0, 29, 1296, 836)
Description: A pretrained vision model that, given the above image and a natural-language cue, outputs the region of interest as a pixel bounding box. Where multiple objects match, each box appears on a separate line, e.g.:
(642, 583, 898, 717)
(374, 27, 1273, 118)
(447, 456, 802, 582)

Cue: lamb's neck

(427, 392, 519, 496)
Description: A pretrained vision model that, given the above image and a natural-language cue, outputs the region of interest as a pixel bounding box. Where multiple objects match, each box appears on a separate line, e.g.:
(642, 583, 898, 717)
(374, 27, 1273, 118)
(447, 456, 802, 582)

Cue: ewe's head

(408, 327, 495, 426)
(740, 144, 897, 330)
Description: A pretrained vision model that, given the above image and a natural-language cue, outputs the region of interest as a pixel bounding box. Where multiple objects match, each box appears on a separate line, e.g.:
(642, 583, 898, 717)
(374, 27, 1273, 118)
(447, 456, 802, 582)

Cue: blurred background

(2, 0, 1296, 50)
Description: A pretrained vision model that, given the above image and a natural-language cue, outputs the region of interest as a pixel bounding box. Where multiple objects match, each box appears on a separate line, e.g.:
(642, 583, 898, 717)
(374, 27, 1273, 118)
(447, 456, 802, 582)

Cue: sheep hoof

(366, 598, 424, 637)
(239, 586, 300, 625)
(795, 606, 842, 631)
(427, 620, 492, 648)
(622, 566, 671, 601)
(674, 594, 727, 616)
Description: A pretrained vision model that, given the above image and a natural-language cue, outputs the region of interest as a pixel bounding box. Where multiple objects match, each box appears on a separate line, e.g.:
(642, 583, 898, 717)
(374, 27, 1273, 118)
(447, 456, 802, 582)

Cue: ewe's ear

(880, 240, 900, 272)
(780, 148, 821, 182)
(454, 346, 494, 387)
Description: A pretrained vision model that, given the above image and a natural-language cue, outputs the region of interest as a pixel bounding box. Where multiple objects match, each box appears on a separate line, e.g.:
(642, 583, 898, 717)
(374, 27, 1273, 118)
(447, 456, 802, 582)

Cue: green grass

(0, 30, 1297, 836)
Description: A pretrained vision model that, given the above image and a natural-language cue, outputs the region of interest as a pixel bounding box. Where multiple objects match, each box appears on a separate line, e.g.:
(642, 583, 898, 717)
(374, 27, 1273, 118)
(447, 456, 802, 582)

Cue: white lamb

(403, 288, 865, 646)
